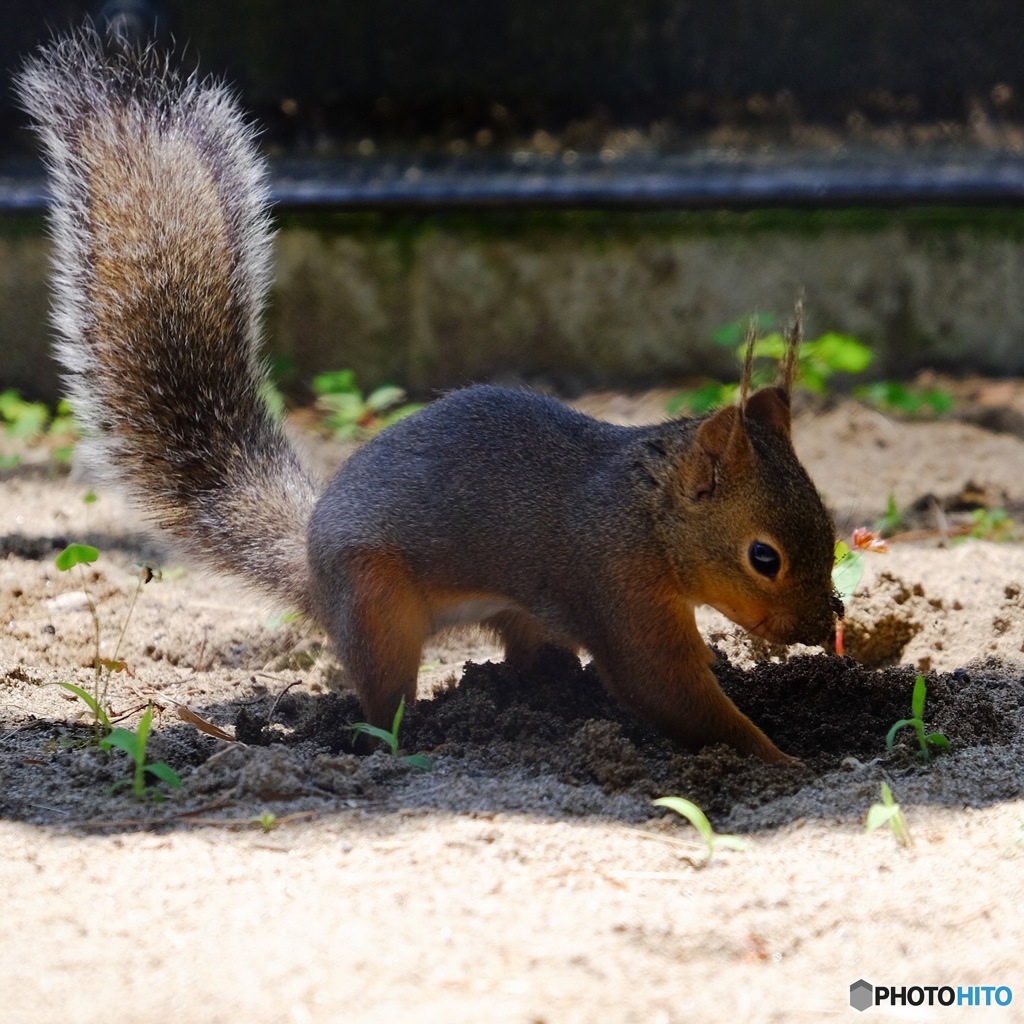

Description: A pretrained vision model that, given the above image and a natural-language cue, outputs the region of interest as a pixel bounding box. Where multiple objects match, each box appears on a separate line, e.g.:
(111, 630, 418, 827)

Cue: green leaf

(865, 803, 900, 833)
(653, 796, 750, 862)
(749, 332, 786, 360)
(318, 392, 365, 420)
(136, 705, 154, 757)
(0, 388, 21, 419)
(712, 318, 747, 347)
(351, 721, 400, 756)
(832, 546, 864, 606)
(797, 364, 828, 394)
(312, 369, 357, 396)
(55, 543, 100, 572)
(920, 389, 954, 416)
(401, 753, 433, 771)
(713, 314, 776, 347)
(809, 333, 873, 373)
(54, 681, 112, 729)
(365, 385, 407, 413)
(391, 696, 407, 736)
(653, 796, 714, 843)
(7, 402, 48, 439)
(911, 674, 927, 721)
(100, 727, 141, 761)
(144, 761, 183, 789)
(886, 718, 916, 751)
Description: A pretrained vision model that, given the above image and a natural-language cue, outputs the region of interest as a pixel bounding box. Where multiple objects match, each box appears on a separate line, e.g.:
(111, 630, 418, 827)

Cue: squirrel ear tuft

(744, 385, 792, 436)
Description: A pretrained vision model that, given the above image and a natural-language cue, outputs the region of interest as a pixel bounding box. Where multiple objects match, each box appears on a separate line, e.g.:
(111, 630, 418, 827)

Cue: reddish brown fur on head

(670, 298, 839, 647)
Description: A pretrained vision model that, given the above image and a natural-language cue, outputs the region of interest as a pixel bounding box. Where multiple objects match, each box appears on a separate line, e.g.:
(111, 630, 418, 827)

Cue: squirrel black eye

(748, 541, 781, 579)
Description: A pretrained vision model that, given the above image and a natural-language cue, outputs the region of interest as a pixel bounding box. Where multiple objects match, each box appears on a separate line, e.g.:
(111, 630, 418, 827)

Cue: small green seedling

(312, 369, 423, 441)
(100, 704, 182, 801)
(54, 541, 98, 573)
(54, 543, 159, 738)
(54, 543, 108, 732)
(351, 697, 432, 770)
(875, 492, 906, 537)
(651, 796, 749, 867)
(252, 812, 279, 833)
(886, 674, 951, 763)
(865, 781, 913, 848)
(954, 507, 1017, 544)
(54, 682, 113, 732)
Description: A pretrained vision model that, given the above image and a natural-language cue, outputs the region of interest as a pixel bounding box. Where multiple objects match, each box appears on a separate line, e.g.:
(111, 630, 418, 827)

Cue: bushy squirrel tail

(17, 28, 318, 610)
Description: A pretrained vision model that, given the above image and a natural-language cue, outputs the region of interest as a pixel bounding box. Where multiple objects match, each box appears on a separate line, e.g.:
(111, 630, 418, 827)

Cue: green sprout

(100, 704, 182, 801)
(875, 492, 906, 537)
(312, 370, 423, 441)
(865, 781, 913, 848)
(251, 812, 279, 833)
(54, 543, 159, 739)
(351, 697, 432, 770)
(669, 314, 873, 416)
(954, 507, 1017, 544)
(651, 796, 749, 867)
(886, 674, 951, 763)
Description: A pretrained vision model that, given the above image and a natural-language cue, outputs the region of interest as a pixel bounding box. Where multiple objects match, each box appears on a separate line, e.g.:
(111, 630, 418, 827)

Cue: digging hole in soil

(229, 648, 1018, 819)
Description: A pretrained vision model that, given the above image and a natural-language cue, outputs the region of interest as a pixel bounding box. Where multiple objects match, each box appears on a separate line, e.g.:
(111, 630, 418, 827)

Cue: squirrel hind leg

(483, 610, 579, 672)
(324, 549, 430, 729)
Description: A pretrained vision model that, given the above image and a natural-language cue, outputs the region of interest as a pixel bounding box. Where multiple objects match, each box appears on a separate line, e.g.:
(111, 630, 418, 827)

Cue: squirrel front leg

(585, 570, 795, 763)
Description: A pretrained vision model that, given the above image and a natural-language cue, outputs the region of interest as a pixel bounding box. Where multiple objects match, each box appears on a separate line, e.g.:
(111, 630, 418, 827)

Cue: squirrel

(18, 29, 842, 763)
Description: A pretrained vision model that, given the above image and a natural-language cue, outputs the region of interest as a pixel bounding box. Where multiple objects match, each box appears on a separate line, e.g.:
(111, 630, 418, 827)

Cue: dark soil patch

(229, 648, 1021, 825)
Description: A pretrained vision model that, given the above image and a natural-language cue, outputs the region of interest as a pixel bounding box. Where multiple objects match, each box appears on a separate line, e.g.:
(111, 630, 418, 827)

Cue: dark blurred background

(2, 0, 1023, 163)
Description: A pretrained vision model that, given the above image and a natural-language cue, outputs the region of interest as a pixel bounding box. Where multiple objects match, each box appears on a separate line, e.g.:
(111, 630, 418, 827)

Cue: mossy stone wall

(4, 209, 1024, 402)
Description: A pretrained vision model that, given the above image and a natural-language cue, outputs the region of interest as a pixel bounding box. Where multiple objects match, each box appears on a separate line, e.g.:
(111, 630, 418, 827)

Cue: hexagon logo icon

(850, 979, 873, 1012)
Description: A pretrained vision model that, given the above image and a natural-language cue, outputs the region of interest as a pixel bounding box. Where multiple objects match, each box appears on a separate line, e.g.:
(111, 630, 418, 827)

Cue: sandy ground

(2, 385, 1024, 1023)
